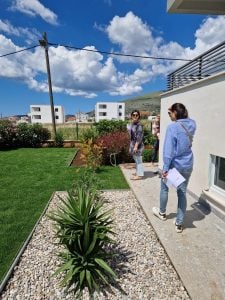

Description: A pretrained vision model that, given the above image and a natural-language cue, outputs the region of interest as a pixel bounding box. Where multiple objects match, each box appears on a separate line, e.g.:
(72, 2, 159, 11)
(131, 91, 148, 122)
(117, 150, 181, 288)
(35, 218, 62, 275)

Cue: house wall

(159, 71, 225, 206)
(75, 112, 89, 122)
(30, 105, 65, 124)
(95, 102, 125, 122)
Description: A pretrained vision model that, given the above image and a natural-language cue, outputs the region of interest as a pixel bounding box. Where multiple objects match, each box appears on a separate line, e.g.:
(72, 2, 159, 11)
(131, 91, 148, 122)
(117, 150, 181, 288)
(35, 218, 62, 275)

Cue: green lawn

(0, 148, 129, 283)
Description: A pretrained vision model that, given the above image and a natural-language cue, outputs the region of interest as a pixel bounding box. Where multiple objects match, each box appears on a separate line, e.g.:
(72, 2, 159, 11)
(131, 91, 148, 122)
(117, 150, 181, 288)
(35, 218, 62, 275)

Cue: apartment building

(95, 102, 125, 122)
(29, 105, 65, 124)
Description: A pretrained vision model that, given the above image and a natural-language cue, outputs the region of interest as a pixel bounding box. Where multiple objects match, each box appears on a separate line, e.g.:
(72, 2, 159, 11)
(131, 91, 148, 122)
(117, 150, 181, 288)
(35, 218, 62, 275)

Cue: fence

(43, 122, 92, 140)
(167, 40, 225, 90)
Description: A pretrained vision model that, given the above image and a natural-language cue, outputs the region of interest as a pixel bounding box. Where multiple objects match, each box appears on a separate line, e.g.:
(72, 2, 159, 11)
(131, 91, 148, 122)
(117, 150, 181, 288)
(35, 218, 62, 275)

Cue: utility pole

(39, 32, 56, 140)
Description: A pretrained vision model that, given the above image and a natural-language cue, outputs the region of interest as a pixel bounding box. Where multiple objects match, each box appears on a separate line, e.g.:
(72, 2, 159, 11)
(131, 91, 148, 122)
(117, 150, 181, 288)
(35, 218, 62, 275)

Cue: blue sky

(1, 0, 225, 116)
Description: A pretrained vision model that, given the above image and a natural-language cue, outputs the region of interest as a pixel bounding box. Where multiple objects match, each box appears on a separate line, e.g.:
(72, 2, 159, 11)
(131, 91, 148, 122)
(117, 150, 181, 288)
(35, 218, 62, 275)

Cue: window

(33, 115, 41, 119)
(210, 155, 225, 198)
(55, 108, 58, 112)
(119, 112, 122, 116)
(214, 156, 225, 190)
(99, 112, 107, 116)
(55, 116, 59, 119)
(119, 105, 122, 109)
(99, 104, 107, 109)
(32, 107, 40, 112)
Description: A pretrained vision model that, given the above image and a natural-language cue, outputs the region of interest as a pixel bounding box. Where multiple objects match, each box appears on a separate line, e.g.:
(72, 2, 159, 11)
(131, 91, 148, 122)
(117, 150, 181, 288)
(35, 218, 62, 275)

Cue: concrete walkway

(120, 163, 225, 300)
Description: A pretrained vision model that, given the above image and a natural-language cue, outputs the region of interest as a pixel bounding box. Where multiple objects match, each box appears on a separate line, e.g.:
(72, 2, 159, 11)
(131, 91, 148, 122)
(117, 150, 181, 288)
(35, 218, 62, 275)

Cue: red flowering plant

(95, 131, 132, 165)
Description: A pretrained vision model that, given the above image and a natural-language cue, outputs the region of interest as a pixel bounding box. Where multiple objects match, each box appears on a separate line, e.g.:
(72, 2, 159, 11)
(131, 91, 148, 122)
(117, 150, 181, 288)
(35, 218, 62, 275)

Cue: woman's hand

(162, 171, 168, 179)
(133, 147, 138, 153)
(133, 142, 138, 153)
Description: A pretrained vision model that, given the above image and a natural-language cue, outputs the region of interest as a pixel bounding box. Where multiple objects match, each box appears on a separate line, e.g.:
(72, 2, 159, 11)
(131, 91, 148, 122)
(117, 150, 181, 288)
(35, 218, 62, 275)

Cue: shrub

(80, 127, 99, 144)
(142, 149, 153, 162)
(80, 139, 103, 171)
(143, 127, 156, 146)
(94, 120, 127, 136)
(95, 131, 132, 165)
(49, 172, 116, 297)
(55, 130, 64, 147)
(0, 120, 17, 149)
(17, 123, 50, 147)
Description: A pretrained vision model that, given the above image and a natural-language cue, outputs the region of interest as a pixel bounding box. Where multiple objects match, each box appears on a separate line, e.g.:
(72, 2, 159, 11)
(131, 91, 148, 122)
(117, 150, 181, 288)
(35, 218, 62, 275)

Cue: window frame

(210, 155, 225, 198)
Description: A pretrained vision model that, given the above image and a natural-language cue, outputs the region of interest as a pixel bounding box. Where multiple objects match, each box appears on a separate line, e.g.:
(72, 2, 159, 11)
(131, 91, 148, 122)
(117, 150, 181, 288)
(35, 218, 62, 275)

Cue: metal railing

(167, 40, 225, 90)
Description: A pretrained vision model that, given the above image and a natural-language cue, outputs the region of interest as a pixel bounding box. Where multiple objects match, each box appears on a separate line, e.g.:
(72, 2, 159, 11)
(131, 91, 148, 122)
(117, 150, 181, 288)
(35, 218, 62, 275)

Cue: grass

(0, 148, 129, 283)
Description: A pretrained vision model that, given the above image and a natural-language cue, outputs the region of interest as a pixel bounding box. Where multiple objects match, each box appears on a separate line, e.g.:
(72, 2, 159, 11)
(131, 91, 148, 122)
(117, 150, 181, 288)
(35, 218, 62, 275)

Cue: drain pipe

(0, 191, 58, 295)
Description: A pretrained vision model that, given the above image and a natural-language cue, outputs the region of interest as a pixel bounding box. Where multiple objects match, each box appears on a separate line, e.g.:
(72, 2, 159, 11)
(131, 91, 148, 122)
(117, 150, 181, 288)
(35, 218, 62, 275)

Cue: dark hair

(131, 109, 141, 118)
(170, 103, 188, 119)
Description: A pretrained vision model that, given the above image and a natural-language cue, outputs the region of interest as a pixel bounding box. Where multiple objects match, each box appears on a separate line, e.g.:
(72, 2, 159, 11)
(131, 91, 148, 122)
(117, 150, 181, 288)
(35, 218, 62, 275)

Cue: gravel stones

(0, 190, 189, 299)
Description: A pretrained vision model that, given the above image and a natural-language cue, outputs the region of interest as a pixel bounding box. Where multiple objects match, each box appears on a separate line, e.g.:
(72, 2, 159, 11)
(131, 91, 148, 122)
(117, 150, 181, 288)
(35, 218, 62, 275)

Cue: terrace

(167, 40, 225, 90)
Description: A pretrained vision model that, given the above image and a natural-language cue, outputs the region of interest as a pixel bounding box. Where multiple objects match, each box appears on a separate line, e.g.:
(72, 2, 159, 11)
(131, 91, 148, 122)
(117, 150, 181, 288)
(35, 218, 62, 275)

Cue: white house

(29, 105, 65, 124)
(164, 1, 225, 218)
(95, 102, 125, 122)
(75, 112, 89, 123)
(159, 41, 225, 218)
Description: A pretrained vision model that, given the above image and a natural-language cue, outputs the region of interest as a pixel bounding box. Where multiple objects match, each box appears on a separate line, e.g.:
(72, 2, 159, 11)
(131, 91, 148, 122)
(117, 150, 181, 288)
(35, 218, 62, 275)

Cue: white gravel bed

(0, 190, 190, 300)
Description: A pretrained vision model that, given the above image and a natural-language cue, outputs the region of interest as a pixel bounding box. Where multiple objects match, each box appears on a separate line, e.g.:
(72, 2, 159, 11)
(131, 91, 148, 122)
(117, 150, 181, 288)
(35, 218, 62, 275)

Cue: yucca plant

(49, 173, 116, 297)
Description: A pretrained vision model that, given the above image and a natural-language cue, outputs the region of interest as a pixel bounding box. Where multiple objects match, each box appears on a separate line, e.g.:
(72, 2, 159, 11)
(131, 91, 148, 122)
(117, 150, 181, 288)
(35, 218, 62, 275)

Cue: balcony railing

(167, 40, 225, 90)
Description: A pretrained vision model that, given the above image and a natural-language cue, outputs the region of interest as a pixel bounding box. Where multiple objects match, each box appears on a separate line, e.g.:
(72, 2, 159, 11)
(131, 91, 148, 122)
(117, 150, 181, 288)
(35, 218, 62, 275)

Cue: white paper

(165, 168, 186, 188)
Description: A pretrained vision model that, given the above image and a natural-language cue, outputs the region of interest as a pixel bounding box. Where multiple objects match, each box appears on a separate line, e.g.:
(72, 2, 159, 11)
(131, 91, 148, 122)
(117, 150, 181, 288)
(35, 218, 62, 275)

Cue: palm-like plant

(49, 173, 116, 296)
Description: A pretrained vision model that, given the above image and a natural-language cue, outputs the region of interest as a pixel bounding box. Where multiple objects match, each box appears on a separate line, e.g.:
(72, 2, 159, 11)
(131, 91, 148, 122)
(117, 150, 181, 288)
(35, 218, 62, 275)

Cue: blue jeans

(133, 154, 144, 176)
(160, 168, 192, 225)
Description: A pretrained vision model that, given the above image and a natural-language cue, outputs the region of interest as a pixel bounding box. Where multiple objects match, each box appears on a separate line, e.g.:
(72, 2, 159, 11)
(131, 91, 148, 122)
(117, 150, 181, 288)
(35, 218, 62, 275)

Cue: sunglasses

(132, 113, 139, 117)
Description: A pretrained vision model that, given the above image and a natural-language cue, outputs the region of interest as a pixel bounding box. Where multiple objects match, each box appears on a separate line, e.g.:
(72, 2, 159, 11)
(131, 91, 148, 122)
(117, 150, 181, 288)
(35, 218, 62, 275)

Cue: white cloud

(1, 14, 225, 98)
(106, 12, 160, 62)
(0, 19, 40, 44)
(193, 16, 225, 55)
(10, 0, 58, 25)
(0, 34, 37, 80)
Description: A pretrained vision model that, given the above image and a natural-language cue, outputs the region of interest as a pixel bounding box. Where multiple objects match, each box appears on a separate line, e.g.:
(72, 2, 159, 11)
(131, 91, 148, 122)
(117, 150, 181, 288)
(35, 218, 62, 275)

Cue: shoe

(130, 176, 143, 180)
(173, 220, 183, 233)
(152, 207, 166, 221)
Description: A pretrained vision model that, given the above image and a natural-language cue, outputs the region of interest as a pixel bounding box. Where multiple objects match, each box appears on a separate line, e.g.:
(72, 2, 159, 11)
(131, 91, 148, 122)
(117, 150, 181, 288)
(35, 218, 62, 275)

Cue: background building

(95, 102, 125, 122)
(75, 112, 89, 123)
(29, 105, 65, 124)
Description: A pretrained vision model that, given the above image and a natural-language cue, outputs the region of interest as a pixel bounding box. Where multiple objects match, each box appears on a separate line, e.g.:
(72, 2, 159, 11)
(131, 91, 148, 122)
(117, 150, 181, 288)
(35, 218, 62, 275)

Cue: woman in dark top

(128, 110, 144, 180)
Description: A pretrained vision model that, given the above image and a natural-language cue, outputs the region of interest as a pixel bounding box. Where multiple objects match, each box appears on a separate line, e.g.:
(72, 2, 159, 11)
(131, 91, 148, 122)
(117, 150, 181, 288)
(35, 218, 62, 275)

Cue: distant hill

(71, 91, 162, 118)
(122, 91, 161, 115)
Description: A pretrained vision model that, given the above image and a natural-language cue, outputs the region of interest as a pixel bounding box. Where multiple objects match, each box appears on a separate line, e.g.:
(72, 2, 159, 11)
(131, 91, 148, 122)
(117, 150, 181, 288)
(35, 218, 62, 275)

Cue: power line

(1, 41, 225, 65)
(0, 41, 192, 62)
(0, 45, 40, 58)
(49, 42, 192, 62)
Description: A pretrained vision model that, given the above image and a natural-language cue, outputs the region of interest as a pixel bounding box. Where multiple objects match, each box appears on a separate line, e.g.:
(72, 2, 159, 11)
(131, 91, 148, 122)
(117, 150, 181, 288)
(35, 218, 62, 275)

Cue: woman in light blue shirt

(153, 103, 196, 233)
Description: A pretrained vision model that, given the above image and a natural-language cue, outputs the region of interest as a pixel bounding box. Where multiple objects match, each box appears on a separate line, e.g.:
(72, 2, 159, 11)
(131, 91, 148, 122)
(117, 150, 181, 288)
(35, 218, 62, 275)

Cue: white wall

(30, 105, 65, 124)
(95, 102, 125, 122)
(160, 71, 225, 204)
(75, 112, 89, 122)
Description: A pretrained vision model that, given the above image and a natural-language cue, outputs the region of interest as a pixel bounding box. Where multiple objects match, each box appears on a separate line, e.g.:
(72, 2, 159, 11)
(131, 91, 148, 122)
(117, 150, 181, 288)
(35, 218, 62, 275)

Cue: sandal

(130, 176, 143, 180)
